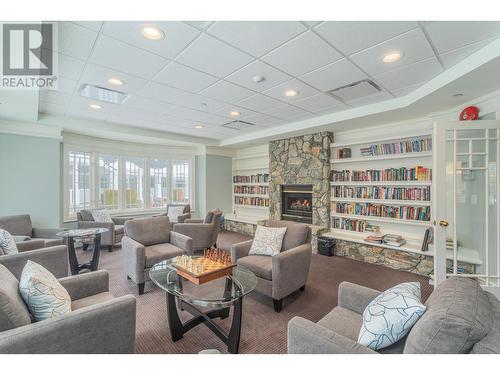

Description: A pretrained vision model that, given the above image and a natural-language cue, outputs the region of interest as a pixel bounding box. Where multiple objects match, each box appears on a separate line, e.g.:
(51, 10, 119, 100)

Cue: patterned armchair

(164, 204, 191, 228)
(173, 208, 222, 252)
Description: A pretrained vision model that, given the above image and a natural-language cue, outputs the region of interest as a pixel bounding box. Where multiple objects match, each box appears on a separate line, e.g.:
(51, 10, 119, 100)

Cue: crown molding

(0, 119, 62, 140)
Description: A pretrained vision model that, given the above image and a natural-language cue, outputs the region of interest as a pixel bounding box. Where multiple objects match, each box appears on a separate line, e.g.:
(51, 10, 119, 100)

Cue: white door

(434, 120, 500, 298)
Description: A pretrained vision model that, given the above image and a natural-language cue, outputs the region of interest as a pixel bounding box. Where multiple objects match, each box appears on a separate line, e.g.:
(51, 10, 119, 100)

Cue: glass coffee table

(150, 258, 257, 354)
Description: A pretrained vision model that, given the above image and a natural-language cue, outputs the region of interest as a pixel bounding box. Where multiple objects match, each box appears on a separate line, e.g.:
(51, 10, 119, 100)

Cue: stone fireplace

(281, 184, 313, 223)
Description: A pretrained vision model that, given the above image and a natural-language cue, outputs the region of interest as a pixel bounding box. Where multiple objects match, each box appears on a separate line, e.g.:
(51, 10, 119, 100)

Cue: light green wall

(195, 154, 207, 218)
(0, 133, 61, 227)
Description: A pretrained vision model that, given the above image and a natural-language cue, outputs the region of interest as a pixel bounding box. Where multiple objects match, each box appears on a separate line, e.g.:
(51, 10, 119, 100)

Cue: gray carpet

(90, 233, 432, 354)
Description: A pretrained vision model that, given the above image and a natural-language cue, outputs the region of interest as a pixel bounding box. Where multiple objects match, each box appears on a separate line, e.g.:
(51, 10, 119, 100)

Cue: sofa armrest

(177, 212, 191, 223)
(0, 295, 136, 354)
(121, 236, 146, 283)
(338, 282, 381, 315)
(112, 217, 133, 226)
(170, 231, 193, 254)
(32, 227, 64, 239)
(16, 239, 46, 252)
(287, 316, 377, 354)
(230, 240, 253, 263)
(172, 223, 215, 249)
(272, 243, 312, 300)
(0, 245, 68, 279)
(59, 270, 110, 300)
(184, 218, 204, 223)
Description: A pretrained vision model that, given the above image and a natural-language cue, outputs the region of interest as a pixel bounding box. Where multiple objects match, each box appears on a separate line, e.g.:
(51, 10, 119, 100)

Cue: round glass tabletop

(56, 228, 109, 238)
(149, 258, 257, 308)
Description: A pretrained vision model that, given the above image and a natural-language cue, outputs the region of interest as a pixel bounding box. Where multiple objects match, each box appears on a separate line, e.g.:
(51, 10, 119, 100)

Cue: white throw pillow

(19, 260, 71, 321)
(249, 225, 287, 257)
(0, 228, 19, 255)
(358, 282, 426, 350)
(90, 209, 113, 223)
(167, 206, 184, 222)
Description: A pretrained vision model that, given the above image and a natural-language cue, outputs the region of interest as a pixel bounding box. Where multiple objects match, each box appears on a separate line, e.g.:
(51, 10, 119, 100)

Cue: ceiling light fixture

(453, 93, 464, 97)
(141, 25, 164, 40)
(229, 111, 241, 117)
(253, 75, 265, 83)
(284, 90, 299, 97)
(195, 124, 205, 129)
(89, 103, 102, 110)
(108, 77, 124, 86)
(383, 51, 402, 63)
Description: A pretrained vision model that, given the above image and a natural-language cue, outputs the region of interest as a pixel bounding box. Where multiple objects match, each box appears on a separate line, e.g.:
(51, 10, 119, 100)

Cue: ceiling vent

(326, 79, 381, 102)
(79, 84, 128, 104)
(221, 120, 255, 131)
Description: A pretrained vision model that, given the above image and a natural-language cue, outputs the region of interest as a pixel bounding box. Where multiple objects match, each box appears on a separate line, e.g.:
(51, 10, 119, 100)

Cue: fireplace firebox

(281, 184, 313, 224)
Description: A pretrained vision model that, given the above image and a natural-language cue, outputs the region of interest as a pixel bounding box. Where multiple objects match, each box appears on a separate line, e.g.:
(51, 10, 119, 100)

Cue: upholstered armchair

(77, 210, 132, 252)
(0, 266, 136, 354)
(164, 204, 191, 225)
(173, 208, 222, 252)
(0, 214, 63, 248)
(122, 215, 193, 295)
(231, 220, 312, 312)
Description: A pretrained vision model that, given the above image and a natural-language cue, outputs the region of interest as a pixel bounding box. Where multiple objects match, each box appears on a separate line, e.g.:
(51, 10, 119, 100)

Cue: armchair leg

(138, 283, 145, 295)
(299, 285, 306, 292)
(82, 243, 89, 251)
(108, 245, 113, 252)
(127, 276, 131, 280)
(273, 298, 283, 313)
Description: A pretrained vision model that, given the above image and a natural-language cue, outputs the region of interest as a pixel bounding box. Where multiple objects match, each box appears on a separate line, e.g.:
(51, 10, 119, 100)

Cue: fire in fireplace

(281, 184, 313, 224)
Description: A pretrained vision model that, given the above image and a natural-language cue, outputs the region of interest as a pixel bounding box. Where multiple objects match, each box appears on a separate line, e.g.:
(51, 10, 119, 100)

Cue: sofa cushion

(237, 255, 273, 280)
(249, 225, 287, 257)
(145, 243, 185, 268)
(470, 292, 500, 354)
(19, 260, 72, 321)
(0, 214, 32, 237)
(114, 225, 124, 235)
(0, 264, 32, 332)
(12, 235, 31, 242)
(79, 210, 95, 222)
(38, 238, 64, 247)
(265, 220, 309, 251)
(167, 205, 185, 222)
(0, 229, 19, 255)
(125, 216, 170, 247)
(318, 306, 362, 341)
(89, 209, 113, 223)
(72, 292, 115, 310)
(204, 210, 214, 224)
(404, 277, 494, 354)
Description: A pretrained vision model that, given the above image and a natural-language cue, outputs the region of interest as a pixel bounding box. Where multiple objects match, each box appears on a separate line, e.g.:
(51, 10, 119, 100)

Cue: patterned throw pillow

(19, 260, 71, 321)
(0, 229, 18, 255)
(249, 225, 287, 257)
(90, 209, 113, 223)
(358, 282, 426, 350)
(167, 206, 184, 222)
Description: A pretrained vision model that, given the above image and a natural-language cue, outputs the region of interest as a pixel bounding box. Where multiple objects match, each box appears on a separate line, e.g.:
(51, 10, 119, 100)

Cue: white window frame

(63, 144, 195, 222)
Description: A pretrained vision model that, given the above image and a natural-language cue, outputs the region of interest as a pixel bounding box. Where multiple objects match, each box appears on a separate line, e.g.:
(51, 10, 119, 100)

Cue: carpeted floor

(89, 232, 432, 354)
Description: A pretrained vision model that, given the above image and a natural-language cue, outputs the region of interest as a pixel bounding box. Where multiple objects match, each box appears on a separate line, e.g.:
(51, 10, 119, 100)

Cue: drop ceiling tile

(153, 62, 218, 93)
(262, 79, 319, 103)
(66, 106, 113, 122)
(89, 36, 168, 79)
(212, 105, 259, 120)
(39, 101, 67, 115)
(350, 28, 435, 76)
(56, 22, 99, 60)
(425, 21, 500, 54)
(300, 58, 367, 91)
(199, 80, 255, 103)
(156, 113, 197, 127)
(57, 77, 79, 94)
(315, 21, 418, 55)
(39, 90, 73, 106)
(439, 37, 496, 69)
(303, 21, 322, 28)
(184, 21, 215, 30)
(391, 83, 421, 97)
(167, 106, 229, 125)
(292, 93, 344, 113)
(263, 104, 312, 121)
(72, 21, 103, 32)
(102, 21, 200, 60)
(122, 95, 174, 114)
(69, 95, 118, 112)
(225, 60, 292, 92)
(243, 113, 284, 127)
(345, 90, 394, 107)
(207, 21, 306, 57)
(176, 34, 254, 78)
(79, 63, 149, 94)
(314, 104, 350, 116)
(261, 31, 343, 76)
(237, 93, 285, 112)
(374, 57, 443, 91)
(56, 52, 86, 80)
(108, 106, 162, 122)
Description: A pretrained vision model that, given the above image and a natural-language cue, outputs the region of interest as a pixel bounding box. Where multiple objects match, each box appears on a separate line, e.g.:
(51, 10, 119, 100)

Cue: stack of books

(365, 234, 383, 244)
(382, 234, 406, 247)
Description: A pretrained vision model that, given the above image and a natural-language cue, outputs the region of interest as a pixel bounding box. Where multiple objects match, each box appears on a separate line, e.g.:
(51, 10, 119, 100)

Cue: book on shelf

(364, 234, 383, 244)
(382, 234, 406, 247)
(332, 185, 431, 201)
(334, 148, 352, 159)
(358, 137, 432, 157)
(233, 173, 269, 183)
(330, 167, 432, 182)
(333, 202, 431, 221)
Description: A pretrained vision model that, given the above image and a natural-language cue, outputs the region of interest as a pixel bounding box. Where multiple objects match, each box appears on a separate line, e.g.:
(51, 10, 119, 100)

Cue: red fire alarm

(459, 106, 479, 121)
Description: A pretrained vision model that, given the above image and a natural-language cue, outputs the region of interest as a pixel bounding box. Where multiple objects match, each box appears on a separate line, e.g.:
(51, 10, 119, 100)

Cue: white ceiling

(33, 21, 500, 141)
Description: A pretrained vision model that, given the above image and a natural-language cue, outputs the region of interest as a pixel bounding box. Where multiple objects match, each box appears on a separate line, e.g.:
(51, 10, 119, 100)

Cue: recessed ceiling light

(453, 93, 464, 97)
(253, 75, 265, 83)
(229, 111, 241, 117)
(285, 90, 299, 97)
(141, 25, 164, 40)
(383, 51, 402, 63)
(195, 124, 205, 129)
(108, 77, 124, 86)
(89, 103, 102, 110)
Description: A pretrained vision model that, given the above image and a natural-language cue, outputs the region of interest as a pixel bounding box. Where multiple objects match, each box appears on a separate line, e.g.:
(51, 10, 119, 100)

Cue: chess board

(174, 252, 236, 285)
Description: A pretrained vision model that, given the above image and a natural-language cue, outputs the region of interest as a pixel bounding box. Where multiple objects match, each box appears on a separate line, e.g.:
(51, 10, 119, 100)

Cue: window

(64, 149, 193, 220)
(150, 159, 168, 208)
(68, 151, 91, 216)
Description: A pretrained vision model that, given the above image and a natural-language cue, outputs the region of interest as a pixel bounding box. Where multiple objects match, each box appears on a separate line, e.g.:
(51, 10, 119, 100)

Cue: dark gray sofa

(0, 214, 63, 248)
(288, 277, 500, 354)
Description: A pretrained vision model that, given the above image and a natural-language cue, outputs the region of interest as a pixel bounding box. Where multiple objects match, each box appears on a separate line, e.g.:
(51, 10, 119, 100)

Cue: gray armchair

(0, 265, 136, 354)
(173, 208, 222, 252)
(231, 220, 312, 312)
(165, 203, 191, 224)
(288, 277, 500, 354)
(122, 215, 193, 295)
(0, 214, 63, 248)
(77, 209, 132, 252)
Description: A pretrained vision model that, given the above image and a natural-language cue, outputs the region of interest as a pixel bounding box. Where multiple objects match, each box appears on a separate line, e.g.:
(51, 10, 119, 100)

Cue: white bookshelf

(231, 144, 270, 224)
(329, 133, 433, 251)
